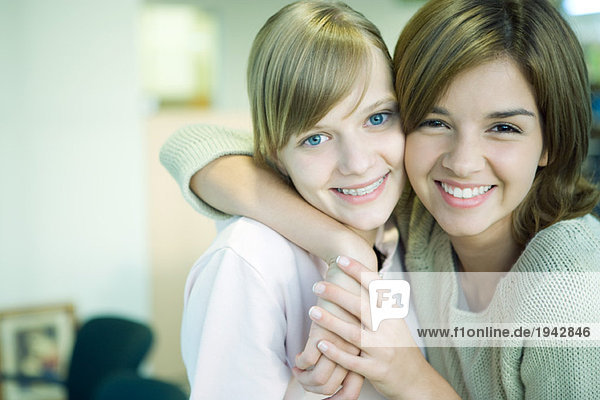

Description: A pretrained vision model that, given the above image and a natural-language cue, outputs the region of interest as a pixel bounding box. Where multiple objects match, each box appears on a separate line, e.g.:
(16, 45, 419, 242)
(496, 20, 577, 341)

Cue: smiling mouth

(336, 173, 388, 196)
(439, 181, 494, 199)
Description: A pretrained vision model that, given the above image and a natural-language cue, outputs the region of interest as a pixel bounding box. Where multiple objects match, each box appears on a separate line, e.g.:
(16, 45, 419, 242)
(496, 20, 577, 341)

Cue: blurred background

(0, 0, 598, 397)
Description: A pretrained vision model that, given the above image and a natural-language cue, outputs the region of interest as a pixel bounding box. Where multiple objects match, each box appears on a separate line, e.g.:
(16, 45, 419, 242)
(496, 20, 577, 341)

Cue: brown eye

(490, 123, 522, 134)
(419, 119, 447, 128)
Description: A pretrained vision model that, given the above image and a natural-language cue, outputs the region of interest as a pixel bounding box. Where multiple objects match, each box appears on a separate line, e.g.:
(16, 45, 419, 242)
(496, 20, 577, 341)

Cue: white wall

(0, 0, 149, 321)
(200, 0, 424, 111)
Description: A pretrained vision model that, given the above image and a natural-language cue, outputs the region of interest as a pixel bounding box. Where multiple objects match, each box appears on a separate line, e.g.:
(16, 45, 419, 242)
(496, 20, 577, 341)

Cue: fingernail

(336, 255, 350, 267)
(309, 306, 322, 320)
(312, 282, 325, 294)
(317, 341, 328, 352)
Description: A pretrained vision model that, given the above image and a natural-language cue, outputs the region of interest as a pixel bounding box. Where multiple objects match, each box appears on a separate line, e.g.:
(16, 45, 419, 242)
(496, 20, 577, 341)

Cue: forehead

(315, 47, 395, 126)
(439, 58, 537, 111)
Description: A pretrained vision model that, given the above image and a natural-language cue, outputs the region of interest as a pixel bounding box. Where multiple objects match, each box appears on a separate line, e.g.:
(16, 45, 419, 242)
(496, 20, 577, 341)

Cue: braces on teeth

(337, 176, 385, 196)
(441, 182, 492, 199)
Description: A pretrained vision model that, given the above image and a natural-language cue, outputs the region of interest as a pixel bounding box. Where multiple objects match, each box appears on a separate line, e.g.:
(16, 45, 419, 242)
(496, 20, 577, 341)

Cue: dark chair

(93, 372, 188, 400)
(1, 316, 153, 400)
(66, 316, 153, 400)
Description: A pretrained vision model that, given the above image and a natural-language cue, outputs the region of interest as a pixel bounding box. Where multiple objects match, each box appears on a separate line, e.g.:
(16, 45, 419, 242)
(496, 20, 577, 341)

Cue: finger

(313, 281, 362, 320)
(296, 362, 349, 395)
(336, 256, 381, 290)
(296, 352, 335, 386)
(295, 342, 321, 370)
(296, 323, 356, 370)
(318, 340, 371, 379)
(314, 281, 372, 330)
(325, 371, 364, 400)
(309, 306, 362, 348)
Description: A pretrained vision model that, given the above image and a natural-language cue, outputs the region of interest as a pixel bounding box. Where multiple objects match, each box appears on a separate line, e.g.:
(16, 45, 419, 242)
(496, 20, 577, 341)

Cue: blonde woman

(164, 2, 450, 399)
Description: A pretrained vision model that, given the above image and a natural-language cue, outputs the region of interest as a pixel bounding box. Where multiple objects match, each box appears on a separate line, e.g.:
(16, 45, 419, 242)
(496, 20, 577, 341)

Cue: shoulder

(196, 216, 323, 283)
(517, 214, 600, 273)
(212, 216, 305, 258)
(508, 215, 600, 323)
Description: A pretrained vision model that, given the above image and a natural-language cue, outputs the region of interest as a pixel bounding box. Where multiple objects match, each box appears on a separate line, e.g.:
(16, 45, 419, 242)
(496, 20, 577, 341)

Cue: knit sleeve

(516, 215, 600, 398)
(159, 124, 254, 219)
(521, 346, 600, 398)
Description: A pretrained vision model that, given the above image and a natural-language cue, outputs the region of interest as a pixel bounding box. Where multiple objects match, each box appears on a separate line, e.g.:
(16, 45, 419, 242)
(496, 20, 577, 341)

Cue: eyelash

(365, 112, 392, 127)
(418, 119, 448, 129)
(299, 111, 395, 147)
(418, 119, 523, 134)
(301, 134, 329, 147)
(489, 123, 522, 134)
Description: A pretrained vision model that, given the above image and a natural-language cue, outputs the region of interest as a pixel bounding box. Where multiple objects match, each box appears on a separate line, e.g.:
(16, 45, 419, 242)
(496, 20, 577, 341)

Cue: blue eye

(367, 113, 389, 126)
(302, 134, 329, 147)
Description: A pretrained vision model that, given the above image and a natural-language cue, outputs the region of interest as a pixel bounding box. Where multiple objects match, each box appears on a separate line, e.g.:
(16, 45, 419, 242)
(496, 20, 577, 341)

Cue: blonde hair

(247, 0, 391, 166)
(394, 0, 599, 245)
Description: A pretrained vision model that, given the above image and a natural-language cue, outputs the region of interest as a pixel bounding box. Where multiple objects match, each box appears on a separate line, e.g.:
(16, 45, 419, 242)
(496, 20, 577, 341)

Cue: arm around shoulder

(159, 124, 253, 219)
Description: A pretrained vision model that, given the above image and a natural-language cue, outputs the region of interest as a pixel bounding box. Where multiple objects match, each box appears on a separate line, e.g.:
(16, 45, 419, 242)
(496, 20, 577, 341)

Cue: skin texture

(191, 46, 404, 397)
(309, 256, 461, 400)
(307, 58, 553, 399)
(277, 47, 405, 244)
(281, 47, 405, 396)
(405, 57, 548, 275)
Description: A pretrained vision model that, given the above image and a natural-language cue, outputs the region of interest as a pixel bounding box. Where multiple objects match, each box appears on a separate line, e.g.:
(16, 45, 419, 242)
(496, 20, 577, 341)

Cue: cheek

(393, 134, 407, 166)
(286, 158, 332, 194)
(404, 136, 437, 179)
(380, 134, 406, 169)
(488, 145, 541, 186)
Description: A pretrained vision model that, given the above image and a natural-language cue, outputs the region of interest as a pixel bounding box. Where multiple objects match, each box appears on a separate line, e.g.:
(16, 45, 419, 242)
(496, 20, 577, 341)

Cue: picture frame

(0, 304, 76, 400)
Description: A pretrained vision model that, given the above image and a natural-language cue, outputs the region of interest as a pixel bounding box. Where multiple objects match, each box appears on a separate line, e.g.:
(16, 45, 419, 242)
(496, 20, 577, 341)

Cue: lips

(336, 173, 389, 196)
(435, 180, 496, 208)
(336, 175, 387, 196)
(440, 182, 493, 199)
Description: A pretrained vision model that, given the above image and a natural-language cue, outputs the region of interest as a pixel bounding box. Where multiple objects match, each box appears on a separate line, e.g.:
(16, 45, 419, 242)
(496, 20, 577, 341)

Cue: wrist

(326, 231, 377, 272)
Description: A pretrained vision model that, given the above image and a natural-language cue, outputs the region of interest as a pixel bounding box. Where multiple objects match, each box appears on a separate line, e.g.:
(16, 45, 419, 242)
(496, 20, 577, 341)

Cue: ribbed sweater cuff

(159, 124, 254, 220)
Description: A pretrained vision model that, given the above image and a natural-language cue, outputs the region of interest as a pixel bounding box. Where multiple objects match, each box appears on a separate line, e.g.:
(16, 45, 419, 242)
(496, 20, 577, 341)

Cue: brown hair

(394, 0, 599, 245)
(247, 0, 391, 166)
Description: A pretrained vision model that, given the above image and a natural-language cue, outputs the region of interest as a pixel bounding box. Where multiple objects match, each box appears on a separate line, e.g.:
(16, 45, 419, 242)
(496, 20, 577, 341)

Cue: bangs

(247, 0, 390, 165)
(271, 29, 372, 149)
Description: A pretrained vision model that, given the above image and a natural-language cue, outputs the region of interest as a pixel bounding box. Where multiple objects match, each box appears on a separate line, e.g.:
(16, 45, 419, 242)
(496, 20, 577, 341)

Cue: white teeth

(441, 182, 492, 199)
(337, 175, 385, 196)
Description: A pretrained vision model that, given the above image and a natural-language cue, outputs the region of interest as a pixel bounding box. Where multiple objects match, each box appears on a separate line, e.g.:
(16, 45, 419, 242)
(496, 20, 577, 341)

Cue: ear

(538, 149, 548, 167)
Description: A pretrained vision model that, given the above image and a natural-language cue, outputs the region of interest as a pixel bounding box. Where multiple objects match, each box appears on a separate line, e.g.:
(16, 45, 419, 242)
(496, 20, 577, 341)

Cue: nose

(336, 132, 375, 176)
(441, 133, 485, 178)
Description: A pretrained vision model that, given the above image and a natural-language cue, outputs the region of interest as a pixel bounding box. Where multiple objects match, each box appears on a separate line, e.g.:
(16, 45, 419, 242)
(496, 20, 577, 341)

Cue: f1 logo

(368, 279, 410, 331)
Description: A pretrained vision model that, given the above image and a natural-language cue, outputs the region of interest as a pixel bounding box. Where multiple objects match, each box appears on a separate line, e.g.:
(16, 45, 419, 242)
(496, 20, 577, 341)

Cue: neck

(450, 223, 522, 273)
(450, 222, 523, 311)
(348, 226, 378, 247)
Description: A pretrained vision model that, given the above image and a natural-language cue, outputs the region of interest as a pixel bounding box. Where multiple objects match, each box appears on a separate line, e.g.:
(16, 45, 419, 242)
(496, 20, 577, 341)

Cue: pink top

(181, 216, 423, 399)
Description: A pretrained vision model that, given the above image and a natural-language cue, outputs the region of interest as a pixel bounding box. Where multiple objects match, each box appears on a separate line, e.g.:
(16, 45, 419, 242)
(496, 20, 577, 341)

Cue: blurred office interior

(0, 0, 598, 397)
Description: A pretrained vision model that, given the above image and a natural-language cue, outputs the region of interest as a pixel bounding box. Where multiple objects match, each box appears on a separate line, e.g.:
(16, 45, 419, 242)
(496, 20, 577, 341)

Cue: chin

(346, 214, 389, 232)
(437, 220, 491, 239)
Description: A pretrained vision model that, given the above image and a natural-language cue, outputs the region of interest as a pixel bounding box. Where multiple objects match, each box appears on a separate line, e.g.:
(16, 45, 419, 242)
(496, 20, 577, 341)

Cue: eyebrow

(486, 109, 536, 119)
(310, 96, 399, 131)
(431, 106, 536, 119)
(360, 97, 398, 115)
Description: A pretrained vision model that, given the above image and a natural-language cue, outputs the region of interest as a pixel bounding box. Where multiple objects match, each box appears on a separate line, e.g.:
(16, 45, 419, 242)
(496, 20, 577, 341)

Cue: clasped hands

(292, 256, 426, 400)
